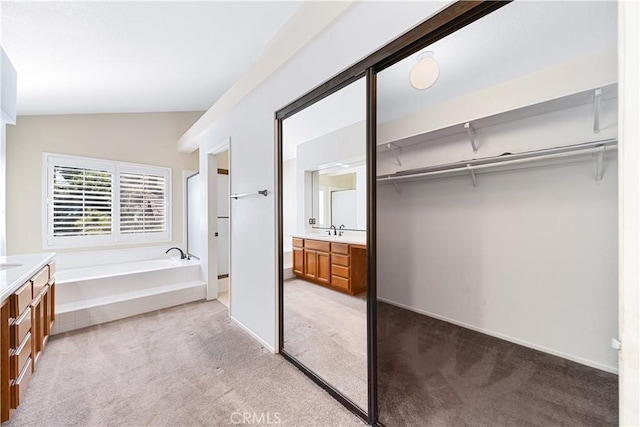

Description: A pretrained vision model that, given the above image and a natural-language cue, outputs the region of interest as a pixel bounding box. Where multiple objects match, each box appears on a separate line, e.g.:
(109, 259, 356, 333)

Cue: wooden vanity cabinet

(1, 261, 55, 422)
(292, 238, 366, 295)
(303, 240, 331, 285)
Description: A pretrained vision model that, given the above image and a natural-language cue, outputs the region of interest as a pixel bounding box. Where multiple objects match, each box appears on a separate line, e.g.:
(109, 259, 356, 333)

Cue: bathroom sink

(0, 263, 22, 271)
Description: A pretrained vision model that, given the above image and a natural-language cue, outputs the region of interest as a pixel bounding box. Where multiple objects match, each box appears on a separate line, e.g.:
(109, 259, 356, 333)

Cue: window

(44, 153, 171, 248)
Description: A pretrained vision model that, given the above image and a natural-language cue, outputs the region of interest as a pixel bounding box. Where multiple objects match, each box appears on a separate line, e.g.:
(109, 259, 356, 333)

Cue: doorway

(205, 139, 231, 313)
(215, 150, 230, 308)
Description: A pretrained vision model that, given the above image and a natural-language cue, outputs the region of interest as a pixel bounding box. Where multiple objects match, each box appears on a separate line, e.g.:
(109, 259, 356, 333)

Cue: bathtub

(53, 257, 206, 334)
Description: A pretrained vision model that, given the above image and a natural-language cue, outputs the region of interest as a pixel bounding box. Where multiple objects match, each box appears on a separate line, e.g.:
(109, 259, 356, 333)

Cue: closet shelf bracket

(595, 145, 605, 185)
(593, 88, 602, 134)
(467, 164, 478, 188)
(393, 181, 402, 194)
(464, 122, 479, 154)
(387, 142, 402, 166)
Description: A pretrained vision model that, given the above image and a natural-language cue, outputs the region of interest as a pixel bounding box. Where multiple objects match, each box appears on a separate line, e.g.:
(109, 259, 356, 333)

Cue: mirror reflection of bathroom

(282, 78, 367, 411)
(376, 1, 618, 425)
(311, 162, 366, 231)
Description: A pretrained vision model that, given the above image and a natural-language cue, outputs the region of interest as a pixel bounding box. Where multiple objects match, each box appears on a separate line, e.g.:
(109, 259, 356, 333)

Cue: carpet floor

(282, 279, 368, 410)
(3, 300, 363, 427)
(377, 302, 619, 427)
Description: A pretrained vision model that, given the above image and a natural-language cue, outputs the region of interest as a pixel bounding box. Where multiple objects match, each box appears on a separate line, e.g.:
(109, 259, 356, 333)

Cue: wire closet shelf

(376, 139, 617, 186)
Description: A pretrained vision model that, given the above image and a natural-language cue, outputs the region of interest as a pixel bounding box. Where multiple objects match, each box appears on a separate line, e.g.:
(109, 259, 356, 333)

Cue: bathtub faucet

(166, 247, 187, 259)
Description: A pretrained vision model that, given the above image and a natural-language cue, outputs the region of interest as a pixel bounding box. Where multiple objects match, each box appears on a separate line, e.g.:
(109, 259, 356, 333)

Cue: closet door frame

(274, 2, 510, 425)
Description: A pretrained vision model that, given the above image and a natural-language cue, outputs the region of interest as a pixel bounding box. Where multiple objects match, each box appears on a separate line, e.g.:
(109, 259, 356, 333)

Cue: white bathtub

(53, 257, 205, 334)
(56, 258, 195, 284)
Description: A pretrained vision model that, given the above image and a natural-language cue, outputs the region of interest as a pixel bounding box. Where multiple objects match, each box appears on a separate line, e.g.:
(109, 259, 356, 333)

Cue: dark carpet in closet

(377, 302, 618, 427)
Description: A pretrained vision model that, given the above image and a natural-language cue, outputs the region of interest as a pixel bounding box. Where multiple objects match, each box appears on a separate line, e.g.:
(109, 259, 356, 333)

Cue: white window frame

(42, 153, 172, 249)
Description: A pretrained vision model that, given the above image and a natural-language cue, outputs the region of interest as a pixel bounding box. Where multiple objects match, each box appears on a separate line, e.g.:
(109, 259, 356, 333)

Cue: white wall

(377, 89, 619, 372)
(6, 112, 201, 255)
(196, 1, 449, 350)
(1, 48, 17, 256)
(296, 121, 365, 172)
(619, 0, 640, 423)
(283, 158, 297, 253)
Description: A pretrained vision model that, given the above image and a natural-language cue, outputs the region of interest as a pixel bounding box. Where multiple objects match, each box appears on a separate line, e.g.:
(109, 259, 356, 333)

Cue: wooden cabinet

(292, 239, 304, 276)
(1, 260, 55, 422)
(316, 251, 331, 284)
(292, 238, 366, 295)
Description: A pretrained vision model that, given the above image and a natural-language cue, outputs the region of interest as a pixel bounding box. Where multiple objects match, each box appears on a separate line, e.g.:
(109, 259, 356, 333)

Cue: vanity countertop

(0, 252, 55, 302)
(292, 233, 367, 246)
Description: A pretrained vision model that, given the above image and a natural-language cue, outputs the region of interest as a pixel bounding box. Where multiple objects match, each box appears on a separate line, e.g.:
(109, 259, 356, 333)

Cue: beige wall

(6, 111, 202, 255)
(216, 150, 229, 170)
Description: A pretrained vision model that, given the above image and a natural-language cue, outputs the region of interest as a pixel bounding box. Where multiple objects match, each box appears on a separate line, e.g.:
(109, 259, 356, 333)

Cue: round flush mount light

(410, 51, 439, 90)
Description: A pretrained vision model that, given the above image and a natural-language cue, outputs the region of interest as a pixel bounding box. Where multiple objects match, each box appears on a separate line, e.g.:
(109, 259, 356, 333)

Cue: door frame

(206, 138, 231, 314)
(275, 2, 510, 425)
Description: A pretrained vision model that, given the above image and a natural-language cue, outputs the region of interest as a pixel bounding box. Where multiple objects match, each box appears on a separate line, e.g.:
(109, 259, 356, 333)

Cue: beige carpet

(4, 300, 363, 427)
(282, 279, 368, 411)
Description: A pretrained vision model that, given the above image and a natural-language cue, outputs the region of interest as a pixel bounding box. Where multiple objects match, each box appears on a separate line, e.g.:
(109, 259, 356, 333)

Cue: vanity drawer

(11, 358, 33, 409)
(332, 254, 350, 267)
(32, 266, 49, 296)
(10, 307, 31, 348)
(11, 282, 32, 318)
(305, 239, 330, 252)
(10, 332, 31, 379)
(48, 262, 56, 283)
(331, 275, 349, 290)
(292, 238, 304, 248)
(331, 243, 349, 255)
(332, 264, 350, 279)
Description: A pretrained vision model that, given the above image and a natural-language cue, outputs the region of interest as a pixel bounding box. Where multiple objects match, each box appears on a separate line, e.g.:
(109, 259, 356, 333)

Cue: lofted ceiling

(0, 1, 303, 115)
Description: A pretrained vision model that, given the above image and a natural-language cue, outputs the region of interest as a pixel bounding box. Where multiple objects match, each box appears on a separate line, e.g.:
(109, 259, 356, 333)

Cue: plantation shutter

(52, 165, 113, 236)
(119, 172, 167, 234)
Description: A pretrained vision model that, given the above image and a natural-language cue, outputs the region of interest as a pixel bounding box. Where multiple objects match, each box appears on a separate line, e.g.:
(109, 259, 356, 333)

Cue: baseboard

(283, 267, 295, 280)
(231, 316, 276, 354)
(377, 297, 619, 375)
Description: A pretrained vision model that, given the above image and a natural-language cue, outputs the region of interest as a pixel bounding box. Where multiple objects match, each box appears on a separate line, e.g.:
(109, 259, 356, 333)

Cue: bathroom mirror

(281, 77, 368, 412)
(310, 162, 366, 230)
(186, 172, 201, 259)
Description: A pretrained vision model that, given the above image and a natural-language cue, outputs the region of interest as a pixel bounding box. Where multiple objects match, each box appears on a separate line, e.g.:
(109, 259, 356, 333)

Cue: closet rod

(377, 139, 617, 183)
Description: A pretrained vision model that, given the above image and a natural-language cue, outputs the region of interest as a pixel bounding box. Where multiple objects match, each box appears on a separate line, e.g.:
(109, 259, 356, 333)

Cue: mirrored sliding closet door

(280, 78, 368, 412)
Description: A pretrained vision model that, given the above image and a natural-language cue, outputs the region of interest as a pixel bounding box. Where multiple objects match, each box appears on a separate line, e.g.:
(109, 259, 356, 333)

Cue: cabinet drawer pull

(10, 332, 31, 380)
(11, 358, 33, 409)
(11, 282, 32, 318)
(10, 307, 31, 348)
(32, 266, 49, 296)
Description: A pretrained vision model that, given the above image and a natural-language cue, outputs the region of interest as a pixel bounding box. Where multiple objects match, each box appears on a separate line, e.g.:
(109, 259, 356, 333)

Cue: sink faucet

(339, 224, 345, 236)
(166, 247, 187, 259)
(330, 225, 337, 236)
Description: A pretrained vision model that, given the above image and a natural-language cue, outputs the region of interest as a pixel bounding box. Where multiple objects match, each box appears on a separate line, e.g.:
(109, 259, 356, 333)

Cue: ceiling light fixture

(410, 51, 439, 90)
